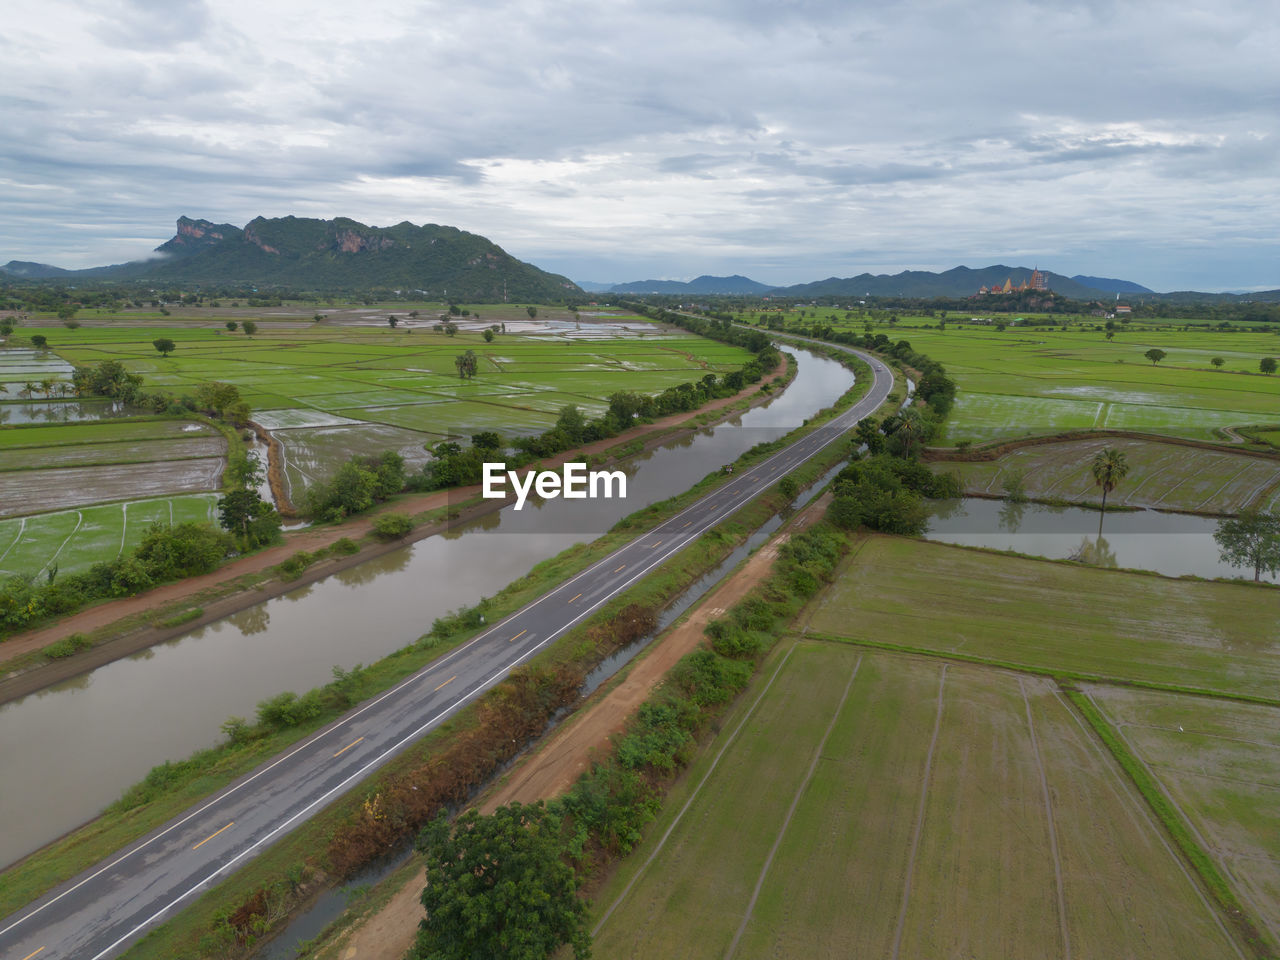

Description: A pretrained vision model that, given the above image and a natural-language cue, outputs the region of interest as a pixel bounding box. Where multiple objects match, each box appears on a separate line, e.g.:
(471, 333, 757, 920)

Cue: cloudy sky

(2, 0, 1276, 291)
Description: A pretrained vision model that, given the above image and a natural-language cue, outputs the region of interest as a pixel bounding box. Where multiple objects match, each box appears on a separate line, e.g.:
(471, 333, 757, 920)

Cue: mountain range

(577, 268, 1156, 299)
(0, 216, 581, 301)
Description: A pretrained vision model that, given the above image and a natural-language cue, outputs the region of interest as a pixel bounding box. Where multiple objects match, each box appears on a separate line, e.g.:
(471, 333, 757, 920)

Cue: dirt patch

(0, 362, 788, 698)
(319, 492, 830, 959)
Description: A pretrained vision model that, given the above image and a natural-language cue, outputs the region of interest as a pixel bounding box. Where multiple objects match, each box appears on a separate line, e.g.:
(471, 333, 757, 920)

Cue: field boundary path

(0, 344, 892, 960)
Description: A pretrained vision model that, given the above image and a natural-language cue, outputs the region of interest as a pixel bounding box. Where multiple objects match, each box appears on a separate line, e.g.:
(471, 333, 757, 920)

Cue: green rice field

(0, 495, 220, 578)
(758, 309, 1280, 444)
(939, 437, 1280, 513)
(803, 536, 1280, 701)
(1086, 685, 1280, 944)
(593, 641, 1246, 959)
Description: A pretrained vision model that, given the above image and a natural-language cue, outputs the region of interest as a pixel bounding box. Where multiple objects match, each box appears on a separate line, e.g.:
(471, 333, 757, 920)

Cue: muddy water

(0, 348, 856, 868)
(926, 497, 1279, 582)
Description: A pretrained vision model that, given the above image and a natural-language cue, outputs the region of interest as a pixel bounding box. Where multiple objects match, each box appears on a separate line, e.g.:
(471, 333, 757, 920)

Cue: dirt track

(318, 493, 831, 960)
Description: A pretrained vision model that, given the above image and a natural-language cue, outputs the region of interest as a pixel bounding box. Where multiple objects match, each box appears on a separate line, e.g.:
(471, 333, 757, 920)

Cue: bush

(371, 513, 413, 541)
(45, 632, 92, 659)
(330, 537, 360, 556)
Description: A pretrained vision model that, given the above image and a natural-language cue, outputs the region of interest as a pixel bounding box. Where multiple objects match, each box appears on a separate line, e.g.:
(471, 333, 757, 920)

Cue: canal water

(926, 497, 1278, 583)
(0, 347, 857, 868)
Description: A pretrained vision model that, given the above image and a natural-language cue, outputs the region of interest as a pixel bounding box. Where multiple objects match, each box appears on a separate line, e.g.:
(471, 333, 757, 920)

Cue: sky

(1, 0, 1277, 292)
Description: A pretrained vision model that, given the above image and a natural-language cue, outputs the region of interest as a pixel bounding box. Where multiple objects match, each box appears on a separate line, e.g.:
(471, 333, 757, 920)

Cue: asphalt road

(0, 342, 892, 960)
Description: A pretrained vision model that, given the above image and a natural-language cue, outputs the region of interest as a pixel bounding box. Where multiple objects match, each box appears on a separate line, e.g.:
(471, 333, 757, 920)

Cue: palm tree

(1091, 447, 1130, 538)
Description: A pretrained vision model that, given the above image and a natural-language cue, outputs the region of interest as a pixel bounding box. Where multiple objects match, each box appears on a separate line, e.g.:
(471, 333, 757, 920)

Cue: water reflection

(228, 605, 271, 635)
(927, 497, 1277, 582)
(334, 548, 412, 587)
(1069, 535, 1118, 568)
(997, 499, 1026, 532)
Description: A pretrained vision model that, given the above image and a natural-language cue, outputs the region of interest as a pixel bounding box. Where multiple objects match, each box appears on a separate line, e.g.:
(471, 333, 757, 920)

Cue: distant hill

(0, 260, 76, 279)
(1070, 275, 1153, 295)
(574, 280, 619, 293)
(1, 216, 581, 300)
(772, 266, 1120, 300)
(609, 274, 775, 295)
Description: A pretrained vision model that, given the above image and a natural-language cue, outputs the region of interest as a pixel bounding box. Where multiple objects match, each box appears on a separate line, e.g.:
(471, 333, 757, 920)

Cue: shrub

(372, 513, 413, 541)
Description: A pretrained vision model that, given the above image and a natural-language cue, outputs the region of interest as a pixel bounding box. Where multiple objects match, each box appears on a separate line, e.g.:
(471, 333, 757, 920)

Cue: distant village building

(976, 268, 1049, 296)
(1115, 304, 1131, 314)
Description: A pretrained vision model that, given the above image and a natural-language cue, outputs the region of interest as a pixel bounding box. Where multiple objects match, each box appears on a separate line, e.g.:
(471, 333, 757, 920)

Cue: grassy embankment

(0, 350, 874, 947)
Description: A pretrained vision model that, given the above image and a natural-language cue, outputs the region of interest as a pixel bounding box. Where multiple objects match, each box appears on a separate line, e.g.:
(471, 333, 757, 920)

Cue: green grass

(1085, 685, 1280, 947)
(803, 535, 1280, 702)
(593, 642, 1245, 959)
(940, 436, 1280, 513)
(738, 310, 1280, 444)
(0, 494, 220, 577)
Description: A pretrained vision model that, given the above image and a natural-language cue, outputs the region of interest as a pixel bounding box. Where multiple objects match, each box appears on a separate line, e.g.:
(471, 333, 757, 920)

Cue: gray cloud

(0, 0, 1276, 290)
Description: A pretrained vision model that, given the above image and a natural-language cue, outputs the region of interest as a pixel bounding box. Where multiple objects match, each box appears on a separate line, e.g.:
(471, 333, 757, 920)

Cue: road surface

(0, 342, 892, 960)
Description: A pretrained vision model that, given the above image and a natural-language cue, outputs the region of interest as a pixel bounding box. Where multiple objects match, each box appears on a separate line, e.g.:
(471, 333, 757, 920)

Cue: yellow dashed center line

(434, 674, 457, 691)
(509, 629, 527, 643)
(568, 593, 582, 603)
(652, 540, 663, 548)
(21, 948, 46, 960)
(682, 521, 692, 527)
(613, 564, 626, 573)
(332, 736, 364, 758)
(192, 821, 234, 851)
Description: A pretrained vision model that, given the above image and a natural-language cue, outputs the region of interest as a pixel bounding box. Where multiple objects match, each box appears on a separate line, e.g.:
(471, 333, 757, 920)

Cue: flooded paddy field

(0, 494, 220, 578)
(938, 436, 1280, 514)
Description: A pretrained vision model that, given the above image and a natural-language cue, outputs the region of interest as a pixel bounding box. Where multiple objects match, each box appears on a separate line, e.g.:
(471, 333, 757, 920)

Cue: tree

(152, 338, 177, 357)
(225, 321, 238, 332)
(1090, 447, 1130, 537)
(455, 349, 479, 379)
(1261, 357, 1277, 375)
(242, 320, 257, 336)
(1211, 356, 1225, 368)
(526, 306, 538, 319)
(1213, 511, 1280, 581)
(1144, 348, 1167, 365)
(483, 327, 495, 343)
(30, 334, 47, 349)
(410, 802, 590, 960)
(388, 315, 399, 328)
(217, 489, 281, 549)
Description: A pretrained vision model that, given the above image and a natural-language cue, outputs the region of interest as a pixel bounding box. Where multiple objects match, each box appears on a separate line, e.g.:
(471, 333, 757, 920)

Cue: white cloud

(0, 0, 1276, 290)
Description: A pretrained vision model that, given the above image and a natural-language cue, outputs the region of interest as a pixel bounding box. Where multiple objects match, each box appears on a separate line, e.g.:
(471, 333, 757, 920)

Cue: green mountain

(1, 216, 582, 300)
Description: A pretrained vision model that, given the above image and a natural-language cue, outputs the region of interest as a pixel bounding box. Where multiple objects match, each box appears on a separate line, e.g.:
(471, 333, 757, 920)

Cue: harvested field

(940, 437, 1280, 513)
(593, 642, 1243, 959)
(1087, 685, 1280, 943)
(803, 536, 1280, 701)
